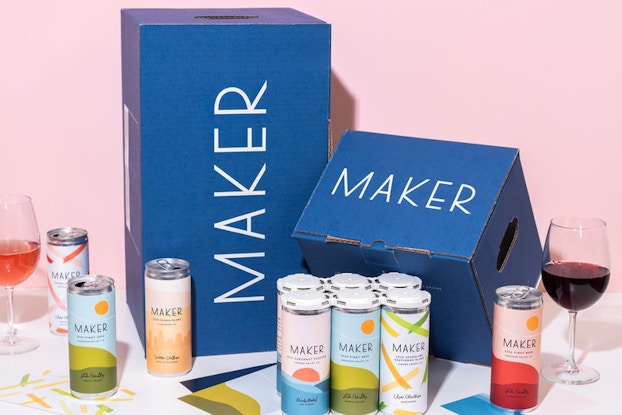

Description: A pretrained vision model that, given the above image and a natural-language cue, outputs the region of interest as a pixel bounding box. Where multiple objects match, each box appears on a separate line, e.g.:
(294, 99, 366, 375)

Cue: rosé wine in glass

(0, 194, 41, 354)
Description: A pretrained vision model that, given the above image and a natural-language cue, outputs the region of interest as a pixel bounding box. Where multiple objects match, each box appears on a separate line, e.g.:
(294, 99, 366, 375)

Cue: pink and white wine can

(276, 273, 325, 395)
(281, 290, 331, 415)
(46, 227, 89, 335)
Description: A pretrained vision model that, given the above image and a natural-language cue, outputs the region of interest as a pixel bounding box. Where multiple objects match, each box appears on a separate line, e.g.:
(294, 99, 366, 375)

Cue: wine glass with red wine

(0, 194, 41, 354)
(540, 216, 610, 384)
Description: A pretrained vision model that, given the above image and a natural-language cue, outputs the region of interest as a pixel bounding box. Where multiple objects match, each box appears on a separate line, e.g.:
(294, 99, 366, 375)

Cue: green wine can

(67, 275, 118, 399)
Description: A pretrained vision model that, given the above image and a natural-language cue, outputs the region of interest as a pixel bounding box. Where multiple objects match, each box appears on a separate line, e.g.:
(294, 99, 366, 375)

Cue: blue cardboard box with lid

(293, 130, 542, 364)
(121, 8, 331, 356)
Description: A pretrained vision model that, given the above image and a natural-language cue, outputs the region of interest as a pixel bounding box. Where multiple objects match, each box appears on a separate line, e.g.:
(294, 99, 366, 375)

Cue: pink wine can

(490, 285, 542, 411)
(281, 289, 331, 415)
(145, 258, 192, 376)
(46, 227, 89, 335)
(276, 273, 325, 395)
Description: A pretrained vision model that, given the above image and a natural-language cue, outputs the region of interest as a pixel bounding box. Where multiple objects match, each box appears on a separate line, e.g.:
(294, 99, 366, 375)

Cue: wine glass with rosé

(540, 216, 610, 384)
(0, 194, 41, 354)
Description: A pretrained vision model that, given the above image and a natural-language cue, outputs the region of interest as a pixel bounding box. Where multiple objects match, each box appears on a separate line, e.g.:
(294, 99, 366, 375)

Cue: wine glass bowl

(0, 194, 41, 354)
(540, 216, 610, 385)
(541, 261, 609, 312)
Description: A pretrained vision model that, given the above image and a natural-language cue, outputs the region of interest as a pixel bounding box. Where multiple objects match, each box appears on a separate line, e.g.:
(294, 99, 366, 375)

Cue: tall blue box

(293, 130, 541, 364)
(121, 8, 331, 356)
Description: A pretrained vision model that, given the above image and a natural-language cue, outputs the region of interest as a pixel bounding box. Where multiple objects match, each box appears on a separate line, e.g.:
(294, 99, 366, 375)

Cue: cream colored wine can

(379, 288, 431, 415)
(145, 258, 192, 376)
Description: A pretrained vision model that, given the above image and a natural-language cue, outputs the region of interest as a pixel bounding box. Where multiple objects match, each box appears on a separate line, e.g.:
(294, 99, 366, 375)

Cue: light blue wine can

(67, 275, 117, 399)
(330, 288, 381, 415)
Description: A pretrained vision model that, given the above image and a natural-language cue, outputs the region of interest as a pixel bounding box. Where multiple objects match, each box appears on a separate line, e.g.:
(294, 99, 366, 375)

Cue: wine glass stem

(564, 311, 579, 374)
(3, 286, 18, 345)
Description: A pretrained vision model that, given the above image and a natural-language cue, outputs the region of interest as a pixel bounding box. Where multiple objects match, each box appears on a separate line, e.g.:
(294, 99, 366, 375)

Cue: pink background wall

(2, 1, 620, 290)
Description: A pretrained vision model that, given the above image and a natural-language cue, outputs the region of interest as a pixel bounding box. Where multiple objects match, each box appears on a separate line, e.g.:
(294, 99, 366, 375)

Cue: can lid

(277, 273, 324, 292)
(374, 272, 422, 291)
(282, 290, 330, 311)
(47, 227, 88, 245)
(333, 288, 380, 309)
(495, 285, 543, 309)
(382, 288, 431, 308)
(67, 274, 115, 294)
(145, 258, 191, 280)
(326, 273, 373, 291)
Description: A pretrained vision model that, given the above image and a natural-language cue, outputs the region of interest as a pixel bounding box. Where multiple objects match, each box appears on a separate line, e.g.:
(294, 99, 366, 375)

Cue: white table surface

(0, 288, 620, 414)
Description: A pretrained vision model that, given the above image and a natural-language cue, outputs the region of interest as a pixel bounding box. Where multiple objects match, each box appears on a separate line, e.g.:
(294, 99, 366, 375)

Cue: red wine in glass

(541, 261, 610, 312)
(540, 216, 610, 385)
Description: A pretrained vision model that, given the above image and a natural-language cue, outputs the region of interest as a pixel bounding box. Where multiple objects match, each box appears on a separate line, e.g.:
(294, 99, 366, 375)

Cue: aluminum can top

(47, 227, 88, 246)
(495, 285, 542, 310)
(145, 258, 191, 280)
(277, 273, 324, 292)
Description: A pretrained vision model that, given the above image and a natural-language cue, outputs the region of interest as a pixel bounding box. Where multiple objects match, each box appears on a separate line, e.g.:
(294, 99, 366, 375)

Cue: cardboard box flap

(294, 130, 520, 260)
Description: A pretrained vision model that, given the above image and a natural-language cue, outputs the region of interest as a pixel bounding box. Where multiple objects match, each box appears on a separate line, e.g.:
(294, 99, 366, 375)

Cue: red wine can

(490, 285, 542, 411)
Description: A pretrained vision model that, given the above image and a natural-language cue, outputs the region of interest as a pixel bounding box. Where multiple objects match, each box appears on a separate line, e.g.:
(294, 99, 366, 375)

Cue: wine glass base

(0, 336, 39, 355)
(541, 363, 600, 385)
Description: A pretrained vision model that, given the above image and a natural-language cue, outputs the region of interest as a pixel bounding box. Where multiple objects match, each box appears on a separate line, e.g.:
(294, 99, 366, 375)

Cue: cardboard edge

(467, 150, 520, 329)
(469, 149, 520, 260)
(302, 231, 471, 260)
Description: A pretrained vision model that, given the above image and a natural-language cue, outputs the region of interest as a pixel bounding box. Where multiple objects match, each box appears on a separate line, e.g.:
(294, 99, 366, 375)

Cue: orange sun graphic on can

(361, 319, 375, 335)
(95, 300, 109, 315)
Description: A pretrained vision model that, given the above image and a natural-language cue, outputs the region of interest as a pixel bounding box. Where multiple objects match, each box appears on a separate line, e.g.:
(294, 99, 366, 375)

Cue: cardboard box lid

(294, 130, 520, 260)
(121, 8, 327, 26)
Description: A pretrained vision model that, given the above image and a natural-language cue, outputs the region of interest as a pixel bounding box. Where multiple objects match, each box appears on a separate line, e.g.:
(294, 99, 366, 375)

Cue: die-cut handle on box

(497, 217, 518, 272)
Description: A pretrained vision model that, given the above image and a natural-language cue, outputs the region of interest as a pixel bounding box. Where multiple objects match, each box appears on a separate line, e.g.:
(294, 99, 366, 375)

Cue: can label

(281, 309, 331, 415)
(490, 288, 542, 410)
(68, 279, 117, 398)
(145, 276, 192, 375)
(379, 307, 429, 414)
(46, 228, 89, 335)
(330, 308, 380, 415)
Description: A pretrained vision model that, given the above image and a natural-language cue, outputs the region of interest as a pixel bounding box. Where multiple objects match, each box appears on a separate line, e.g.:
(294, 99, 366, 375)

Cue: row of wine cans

(277, 272, 431, 415)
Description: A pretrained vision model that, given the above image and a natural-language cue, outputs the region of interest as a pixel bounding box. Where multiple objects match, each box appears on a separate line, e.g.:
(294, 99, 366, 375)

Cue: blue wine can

(67, 275, 117, 399)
